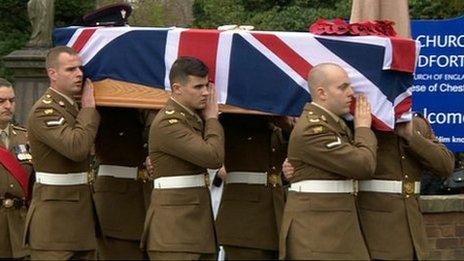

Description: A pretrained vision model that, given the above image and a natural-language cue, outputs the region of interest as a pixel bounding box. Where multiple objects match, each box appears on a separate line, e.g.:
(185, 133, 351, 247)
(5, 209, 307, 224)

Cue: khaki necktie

(0, 130, 9, 150)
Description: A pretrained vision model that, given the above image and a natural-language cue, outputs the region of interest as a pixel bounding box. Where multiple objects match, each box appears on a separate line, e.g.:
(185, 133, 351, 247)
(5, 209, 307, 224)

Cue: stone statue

(27, 0, 55, 48)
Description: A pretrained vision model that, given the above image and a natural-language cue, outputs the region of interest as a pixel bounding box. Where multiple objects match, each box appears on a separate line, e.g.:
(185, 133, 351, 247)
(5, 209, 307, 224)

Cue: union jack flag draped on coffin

(53, 26, 420, 131)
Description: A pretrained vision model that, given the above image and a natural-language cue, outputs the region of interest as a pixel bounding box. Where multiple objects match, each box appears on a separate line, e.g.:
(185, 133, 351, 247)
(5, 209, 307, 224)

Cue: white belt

(359, 180, 421, 194)
(154, 174, 208, 189)
(36, 172, 88, 186)
(98, 165, 138, 179)
(226, 171, 267, 185)
(289, 180, 357, 193)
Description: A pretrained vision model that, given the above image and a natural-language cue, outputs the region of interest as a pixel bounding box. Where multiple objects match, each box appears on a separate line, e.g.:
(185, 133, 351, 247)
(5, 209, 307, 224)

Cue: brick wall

(421, 195, 464, 260)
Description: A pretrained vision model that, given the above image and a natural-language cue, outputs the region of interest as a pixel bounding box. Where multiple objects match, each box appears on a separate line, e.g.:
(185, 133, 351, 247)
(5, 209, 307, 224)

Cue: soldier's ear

(48, 68, 57, 82)
(315, 86, 327, 101)
(171, 82, 182, 95)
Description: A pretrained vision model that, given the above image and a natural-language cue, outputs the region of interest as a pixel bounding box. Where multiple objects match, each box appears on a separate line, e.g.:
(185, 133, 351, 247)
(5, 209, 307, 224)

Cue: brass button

(272, 148, 276, 152)
(3, 199, 14, 208)
(272, 166, 276, 170)
(404, 181, 414, 195)
(401, 155, 406, 159)
(404, 175, 409, 179)
(9, 184, 14, 188)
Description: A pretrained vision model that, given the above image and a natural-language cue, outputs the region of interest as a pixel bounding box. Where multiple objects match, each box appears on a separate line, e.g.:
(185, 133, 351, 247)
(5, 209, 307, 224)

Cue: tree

(192, 0, 464, 31)
(0, 0, 95, 80)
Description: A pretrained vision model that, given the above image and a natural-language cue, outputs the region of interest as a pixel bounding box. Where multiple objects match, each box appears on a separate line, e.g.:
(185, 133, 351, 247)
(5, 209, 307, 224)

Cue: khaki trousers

(223, 245, 278, 260)
(148, 251, 216, 260)
(97, 236, 147, 260)
(30, 249, 96, 260)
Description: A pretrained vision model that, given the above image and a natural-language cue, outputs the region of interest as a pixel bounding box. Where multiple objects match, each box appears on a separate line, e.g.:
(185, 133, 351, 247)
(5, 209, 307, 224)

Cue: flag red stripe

(395, 96, 412, 119)
(72, 28, 97, 53)
(390, 37, 416, 73)
(252, 33, 312, 80)
(178, 29, 221, 81)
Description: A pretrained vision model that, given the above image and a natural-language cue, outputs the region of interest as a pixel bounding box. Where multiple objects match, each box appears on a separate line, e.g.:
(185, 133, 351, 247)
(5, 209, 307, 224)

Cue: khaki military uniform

(0, 124, 33, 258)
(93, 107, 152, 260)
(141, 98, 224, 260)
(24, 88, 100, 260)
(280, 103, 377, 260)
(215, 114, 287, 260)
(357, 116, 455, 260)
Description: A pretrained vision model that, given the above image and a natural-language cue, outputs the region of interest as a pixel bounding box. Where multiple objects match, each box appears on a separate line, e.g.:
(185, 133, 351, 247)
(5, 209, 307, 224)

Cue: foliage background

(1, 0, 463, 80)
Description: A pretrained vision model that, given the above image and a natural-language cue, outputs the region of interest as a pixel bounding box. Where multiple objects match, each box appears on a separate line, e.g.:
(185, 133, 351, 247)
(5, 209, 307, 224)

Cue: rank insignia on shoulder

(165, 110, 175, 115)
(168, 119, 178, 124)
(321, 115, 327, 122)
(58, 101, 65, 107)
(309, 126, 324, 134)
(46, 117, 65, 127)
(180, 112, 185, 117)
(326, 137, 342, 148)
(12, 125, 27, 132)
(44, 109, 54, 115)
(309, 118, 320, 123)
(308, 111, 314, 115)
(42, 99, 52, 104)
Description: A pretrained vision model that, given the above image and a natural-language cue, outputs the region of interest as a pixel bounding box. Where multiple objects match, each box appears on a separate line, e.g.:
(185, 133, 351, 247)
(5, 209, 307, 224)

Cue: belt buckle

(2, 198, 14, 208)
(204, 174, 210, 187)
(87, 169, 96, 184)
(352, 180, 359, 195)
(403, 181, 415, 198)
(137, 168, 150, 183)
(268, 174, 279, 188)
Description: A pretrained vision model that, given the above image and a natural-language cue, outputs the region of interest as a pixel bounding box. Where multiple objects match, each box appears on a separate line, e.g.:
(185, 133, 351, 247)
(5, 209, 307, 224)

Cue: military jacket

(215, 113, 287, 251)
(141, 98, 224, 254)
(357, 116, 455, 260)
(24, 88, 100, 251)
(93, 107, 152, 241)
(280, 103, 377, 260)
(0, 125, 33, 258)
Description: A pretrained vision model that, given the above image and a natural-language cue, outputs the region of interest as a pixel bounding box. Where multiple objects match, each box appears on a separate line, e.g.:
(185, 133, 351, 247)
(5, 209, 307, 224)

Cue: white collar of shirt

(311, 102, 342, 123)
(50, 87, 75, 105)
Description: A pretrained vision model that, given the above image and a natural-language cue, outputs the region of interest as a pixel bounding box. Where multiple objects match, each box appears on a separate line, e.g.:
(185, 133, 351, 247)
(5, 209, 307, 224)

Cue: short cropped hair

(0, 78, 12, 88)
(308, 62, 344, 95)
(45, 46, 79, 69)
(169, 56, 209, 86)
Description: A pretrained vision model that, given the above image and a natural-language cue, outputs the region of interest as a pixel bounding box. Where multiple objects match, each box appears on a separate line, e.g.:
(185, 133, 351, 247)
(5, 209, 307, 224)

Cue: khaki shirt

(216, 114, 287, 251)
(0, 125, 33, 258)
(24, 88, 100, 251)
(280, 103, 377, 260)
(358, 116, 455, 260)
(142, 98, 224, 253)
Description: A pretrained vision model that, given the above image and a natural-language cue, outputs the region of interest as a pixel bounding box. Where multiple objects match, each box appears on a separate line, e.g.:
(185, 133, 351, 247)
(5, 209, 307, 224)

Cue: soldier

(93, 107, 153, 260)
(0, 78, 34, 259)
(356, 116, 454, 260)
(24, 46, 100, 260)
(215, 113, 290, 260)
(279, 63, 377, 260)
(141, 56, 224, 260)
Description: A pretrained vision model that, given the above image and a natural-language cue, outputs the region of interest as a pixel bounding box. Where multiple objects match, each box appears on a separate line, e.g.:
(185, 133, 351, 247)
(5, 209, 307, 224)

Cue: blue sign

(411, 16, 464, 152)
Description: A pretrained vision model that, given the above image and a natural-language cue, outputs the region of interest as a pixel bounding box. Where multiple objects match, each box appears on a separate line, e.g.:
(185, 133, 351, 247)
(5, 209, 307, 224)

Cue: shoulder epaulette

(11, 124, 27, 132)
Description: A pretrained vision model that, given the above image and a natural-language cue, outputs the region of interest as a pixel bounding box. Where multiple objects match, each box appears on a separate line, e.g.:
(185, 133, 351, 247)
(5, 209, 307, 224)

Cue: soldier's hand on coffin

(354, 94, 372, 128)
(81, 78, 96, 108)
(217, 165, 227, 180)
(145, 155, 155, 177)
(395, 121, 413, 142)
(202, 82, 219, 119)
(282, 158, 295, 181)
